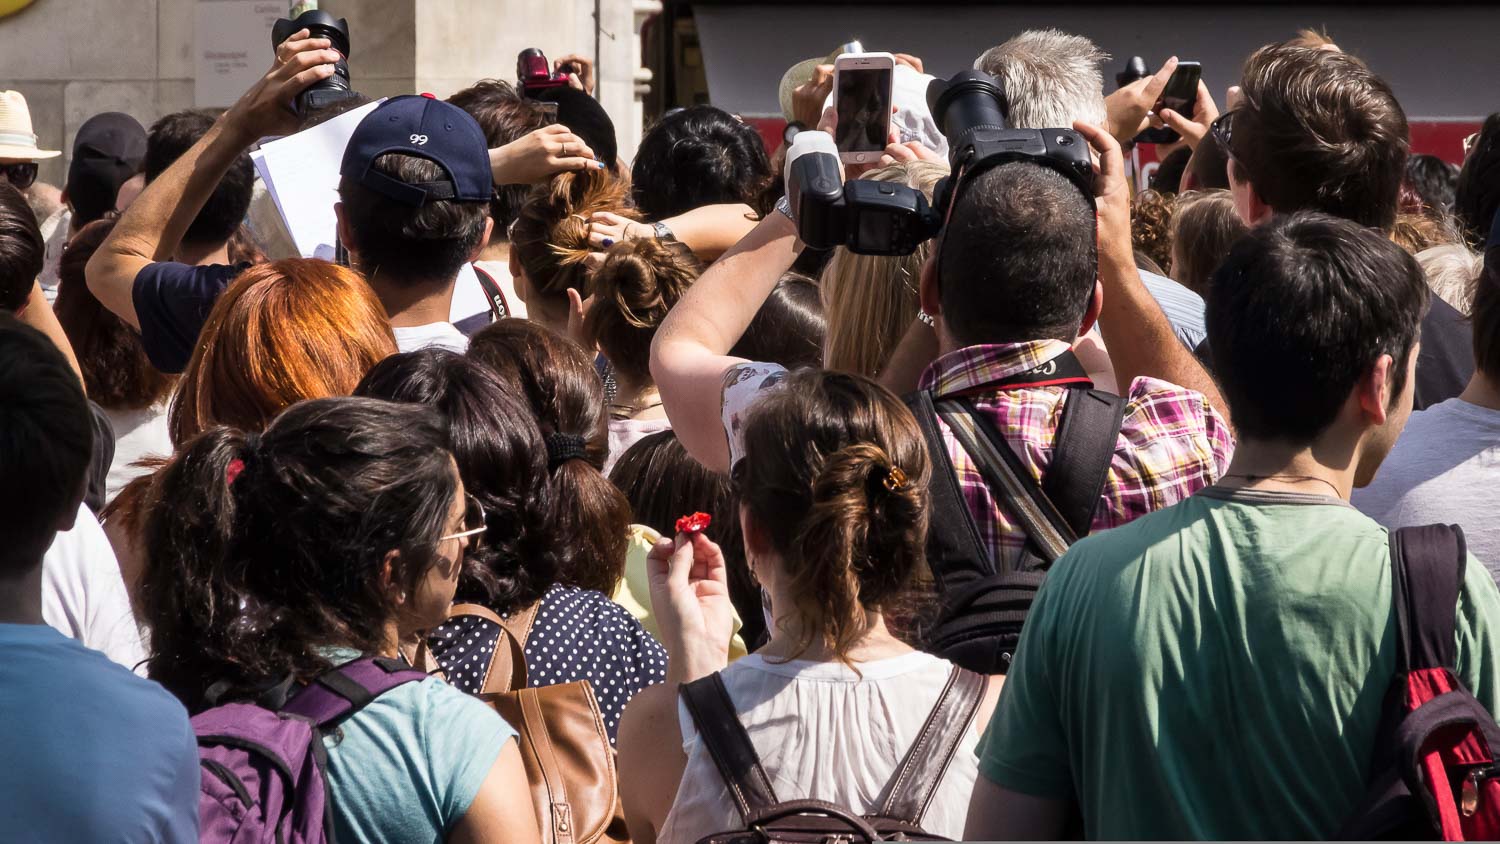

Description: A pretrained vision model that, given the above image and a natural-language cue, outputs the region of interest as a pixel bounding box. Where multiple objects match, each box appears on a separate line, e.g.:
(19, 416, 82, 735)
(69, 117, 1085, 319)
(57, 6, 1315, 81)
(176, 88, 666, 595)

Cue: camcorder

(518, 49, 577, 99)
(785, 69, 1094, 256)
(272, 10, 356, 116)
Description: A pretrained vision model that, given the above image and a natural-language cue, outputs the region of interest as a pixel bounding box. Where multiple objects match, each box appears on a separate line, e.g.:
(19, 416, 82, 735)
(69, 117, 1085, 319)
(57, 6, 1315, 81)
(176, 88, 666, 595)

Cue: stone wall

(0, 0, 655, 187)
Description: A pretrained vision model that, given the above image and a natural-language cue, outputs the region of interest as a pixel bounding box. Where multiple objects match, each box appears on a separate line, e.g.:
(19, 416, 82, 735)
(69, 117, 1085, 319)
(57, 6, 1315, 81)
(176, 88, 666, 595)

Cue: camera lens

(273, 11, 353, 111)
(927, 70, 1008, 155)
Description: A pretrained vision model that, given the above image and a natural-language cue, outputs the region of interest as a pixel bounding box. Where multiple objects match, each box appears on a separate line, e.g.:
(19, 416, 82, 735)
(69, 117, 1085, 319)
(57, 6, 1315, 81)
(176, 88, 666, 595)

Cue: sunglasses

(1465, 132, 1481, 156)
(438, 493, 487, 548)
(0, 162, 38, 189)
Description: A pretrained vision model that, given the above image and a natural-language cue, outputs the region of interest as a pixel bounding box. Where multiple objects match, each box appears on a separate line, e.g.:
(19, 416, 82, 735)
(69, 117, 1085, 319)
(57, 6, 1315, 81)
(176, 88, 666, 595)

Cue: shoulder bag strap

(450, 602, 535, 695)
(280, 657, 426, 727)
(1390, 524, 1467, 673)
(679, 672, 779, 821)
(877, 667, 987, 824)
(471, 265, 511, 321)
(908, 389, 997, 589)
(1043, 388, 1128, 538)
(936, 397, 1075, 566)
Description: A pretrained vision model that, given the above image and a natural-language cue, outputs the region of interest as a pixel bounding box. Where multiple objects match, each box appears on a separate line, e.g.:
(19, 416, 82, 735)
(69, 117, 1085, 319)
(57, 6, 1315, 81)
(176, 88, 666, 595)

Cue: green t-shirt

(978, 487, 1500, 840)
(320, 649, 517, 844)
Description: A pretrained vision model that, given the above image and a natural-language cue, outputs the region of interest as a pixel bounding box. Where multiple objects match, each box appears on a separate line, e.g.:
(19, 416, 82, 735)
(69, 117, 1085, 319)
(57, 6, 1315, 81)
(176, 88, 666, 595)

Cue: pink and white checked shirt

(917, 340, 1234, 568)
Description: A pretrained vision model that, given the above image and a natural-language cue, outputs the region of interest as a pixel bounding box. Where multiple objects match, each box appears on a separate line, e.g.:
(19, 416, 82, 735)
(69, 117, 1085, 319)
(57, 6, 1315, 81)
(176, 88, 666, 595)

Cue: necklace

(1222, 473, 1343, 498)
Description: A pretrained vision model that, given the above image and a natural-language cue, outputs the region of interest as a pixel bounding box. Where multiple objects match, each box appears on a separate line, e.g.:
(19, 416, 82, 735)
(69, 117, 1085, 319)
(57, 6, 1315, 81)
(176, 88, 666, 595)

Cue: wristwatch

(651, 221, 675, 241)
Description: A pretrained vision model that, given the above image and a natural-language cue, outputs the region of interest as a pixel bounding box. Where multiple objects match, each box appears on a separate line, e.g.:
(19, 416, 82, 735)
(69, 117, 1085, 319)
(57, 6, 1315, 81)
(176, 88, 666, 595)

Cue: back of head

(1405, 153, 1460, 215)
(1472, 253, 1500, 378)
(0, 314, 91, 567)
(1206, 211, 1426, 444)
(0, 181, 42, 312)
(1131, 189, 1176, 276)
(337, 152, 491, 285)
(141, 397, 455, 708)
(1455, 112, 1500, 246)
(1169, 189, 1248, 296)
(1390, 211, 1462, 255)
(355, 348, 560, 614)
(938, 162, 1097, 346)
(1233, 44, 1409, 230)
(55, 218, 174, 410)
(729, 271, 825, 370)
(631, 106, 774, 220)
(823, 161, 945, 375)
(586, 238, 702, 385)
(510, 169, 637, 302)
(534, 86, 619, 171)
(1418, 243, 1483, 315)
(468, 319, 630, 594)
(170, 258, 397, 445)
(143, 109, 253, 248)
(448, 80, 546, 235)
(736, 370, 929, 661)
(1150, 147, 1192, 195)
(973, 29, 1108, 129)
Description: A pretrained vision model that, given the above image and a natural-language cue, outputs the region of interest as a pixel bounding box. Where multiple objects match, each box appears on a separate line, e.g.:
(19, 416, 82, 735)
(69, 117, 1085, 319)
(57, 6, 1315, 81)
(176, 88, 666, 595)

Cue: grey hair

(1417, 243, 1483, 316)
(974, 29, 1110, 129)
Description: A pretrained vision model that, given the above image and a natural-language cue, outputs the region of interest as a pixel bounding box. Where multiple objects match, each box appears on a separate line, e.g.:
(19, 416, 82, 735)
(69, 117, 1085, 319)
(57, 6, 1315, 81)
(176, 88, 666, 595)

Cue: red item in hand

(675, 512, 712, 535)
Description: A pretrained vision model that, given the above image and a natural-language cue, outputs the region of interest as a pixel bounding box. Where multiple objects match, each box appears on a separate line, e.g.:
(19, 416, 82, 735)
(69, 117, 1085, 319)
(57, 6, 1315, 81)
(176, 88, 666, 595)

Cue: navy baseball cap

(340, 94, 492, 207)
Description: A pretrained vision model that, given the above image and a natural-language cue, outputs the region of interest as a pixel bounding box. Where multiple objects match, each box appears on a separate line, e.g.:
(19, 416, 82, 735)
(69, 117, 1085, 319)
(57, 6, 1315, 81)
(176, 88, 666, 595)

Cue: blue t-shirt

(1138, 269, 1207, 351)
(321, 651, 518, 844)
(132, 260, 250, 373)
(0, 623, 199, 842)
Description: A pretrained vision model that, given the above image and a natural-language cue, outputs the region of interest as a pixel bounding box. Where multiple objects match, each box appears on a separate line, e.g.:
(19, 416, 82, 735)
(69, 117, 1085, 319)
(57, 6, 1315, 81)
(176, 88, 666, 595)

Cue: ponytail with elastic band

(544, 431, 588, 471)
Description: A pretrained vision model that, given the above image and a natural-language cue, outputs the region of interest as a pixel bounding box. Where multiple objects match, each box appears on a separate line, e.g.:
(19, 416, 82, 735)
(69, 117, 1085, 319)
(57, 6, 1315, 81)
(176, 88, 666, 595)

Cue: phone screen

(835, 66, 893, 153)
(1158, 62, 1201, 117)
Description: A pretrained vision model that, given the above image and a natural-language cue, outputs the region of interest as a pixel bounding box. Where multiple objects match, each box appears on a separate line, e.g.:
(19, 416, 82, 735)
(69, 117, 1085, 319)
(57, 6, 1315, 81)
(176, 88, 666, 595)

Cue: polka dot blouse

(429, 584, 667, 744)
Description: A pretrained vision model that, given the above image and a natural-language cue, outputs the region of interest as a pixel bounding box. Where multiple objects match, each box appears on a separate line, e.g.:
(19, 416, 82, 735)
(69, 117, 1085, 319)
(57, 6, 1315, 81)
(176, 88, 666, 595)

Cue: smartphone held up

(833, 51, 895, 164)
(1134, 59, 1201, 145)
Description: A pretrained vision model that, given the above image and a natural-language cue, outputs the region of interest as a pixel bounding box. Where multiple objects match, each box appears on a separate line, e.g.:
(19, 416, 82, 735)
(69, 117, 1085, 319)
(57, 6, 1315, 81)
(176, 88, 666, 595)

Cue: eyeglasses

(438, 493, 487, 547)
(1208, 110, 1236, 158)
(0, 162, 38, 189)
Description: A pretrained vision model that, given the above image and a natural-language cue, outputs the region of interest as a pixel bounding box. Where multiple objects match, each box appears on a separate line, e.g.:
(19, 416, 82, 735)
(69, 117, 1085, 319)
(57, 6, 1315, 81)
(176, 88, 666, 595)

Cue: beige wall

(0, 0, 655, 188)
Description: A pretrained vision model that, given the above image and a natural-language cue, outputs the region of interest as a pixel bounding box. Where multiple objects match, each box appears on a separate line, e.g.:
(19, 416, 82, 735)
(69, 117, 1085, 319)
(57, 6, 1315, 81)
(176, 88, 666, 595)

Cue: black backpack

(679, 666, 985, 843)
(1338, 524, 1500, 840)
(906, 351, 1125, 674)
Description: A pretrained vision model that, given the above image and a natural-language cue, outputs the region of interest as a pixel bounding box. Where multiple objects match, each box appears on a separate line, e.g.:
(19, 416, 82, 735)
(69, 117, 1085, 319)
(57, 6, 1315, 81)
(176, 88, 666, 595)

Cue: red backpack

(1340, 525, 1500, 840)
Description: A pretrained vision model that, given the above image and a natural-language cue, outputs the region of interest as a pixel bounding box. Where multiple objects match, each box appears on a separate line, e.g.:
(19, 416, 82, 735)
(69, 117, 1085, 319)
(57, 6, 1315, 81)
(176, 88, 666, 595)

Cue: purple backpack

(192, 657, 427, 843)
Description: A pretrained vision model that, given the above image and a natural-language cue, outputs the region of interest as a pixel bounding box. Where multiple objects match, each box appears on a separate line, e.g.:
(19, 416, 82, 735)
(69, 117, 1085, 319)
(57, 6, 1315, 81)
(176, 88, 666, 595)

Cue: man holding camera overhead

(85, 25, 601, 366)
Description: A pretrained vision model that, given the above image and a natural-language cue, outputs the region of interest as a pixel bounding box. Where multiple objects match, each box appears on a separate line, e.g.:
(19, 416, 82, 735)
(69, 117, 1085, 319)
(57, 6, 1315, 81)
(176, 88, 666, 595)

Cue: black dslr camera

(271, 10, 355, 115)
(786, 69, 1094, 256)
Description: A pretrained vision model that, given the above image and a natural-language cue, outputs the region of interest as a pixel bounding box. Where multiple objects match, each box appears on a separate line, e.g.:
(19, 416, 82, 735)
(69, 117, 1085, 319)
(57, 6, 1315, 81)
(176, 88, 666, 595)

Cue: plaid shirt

(919, 340, 1234, 569)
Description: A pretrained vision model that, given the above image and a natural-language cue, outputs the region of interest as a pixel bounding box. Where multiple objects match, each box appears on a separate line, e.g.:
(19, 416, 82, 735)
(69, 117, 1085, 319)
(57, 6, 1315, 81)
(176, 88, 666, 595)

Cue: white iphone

(833, 51, 895, 164)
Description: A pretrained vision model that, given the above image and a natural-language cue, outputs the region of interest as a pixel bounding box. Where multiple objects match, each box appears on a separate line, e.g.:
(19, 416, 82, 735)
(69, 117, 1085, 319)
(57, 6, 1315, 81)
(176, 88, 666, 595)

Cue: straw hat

(777, 41, 863, 123)
(0, 90, 61, 160)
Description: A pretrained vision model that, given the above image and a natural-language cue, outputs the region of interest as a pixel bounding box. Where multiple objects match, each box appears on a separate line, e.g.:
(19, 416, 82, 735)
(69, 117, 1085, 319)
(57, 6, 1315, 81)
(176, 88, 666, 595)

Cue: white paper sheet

(249, 99, 383, 259)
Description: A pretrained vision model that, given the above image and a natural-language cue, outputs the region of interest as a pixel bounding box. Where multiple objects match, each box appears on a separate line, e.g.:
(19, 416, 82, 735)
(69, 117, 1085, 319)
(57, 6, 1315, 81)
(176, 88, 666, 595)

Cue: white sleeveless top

(658, 651, 981, 844)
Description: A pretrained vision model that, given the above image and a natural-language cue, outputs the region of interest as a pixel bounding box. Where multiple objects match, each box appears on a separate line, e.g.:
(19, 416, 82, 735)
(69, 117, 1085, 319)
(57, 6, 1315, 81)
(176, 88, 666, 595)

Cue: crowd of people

(4, 17, 1500, 843)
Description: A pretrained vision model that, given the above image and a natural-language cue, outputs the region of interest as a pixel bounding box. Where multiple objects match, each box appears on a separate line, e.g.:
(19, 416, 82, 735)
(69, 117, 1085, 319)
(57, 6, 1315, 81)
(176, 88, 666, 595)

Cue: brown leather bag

(449, 601, 630, 844)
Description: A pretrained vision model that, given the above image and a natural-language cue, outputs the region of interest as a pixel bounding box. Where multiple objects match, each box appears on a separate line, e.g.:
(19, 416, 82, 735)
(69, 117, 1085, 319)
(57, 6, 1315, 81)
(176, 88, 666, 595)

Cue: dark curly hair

(1131, 189, 1176, 276)
(139, 397, 456, 710)
(631, 105, 775, 220)
(54, 218, 175, 410)
(355, 349, 560, 614)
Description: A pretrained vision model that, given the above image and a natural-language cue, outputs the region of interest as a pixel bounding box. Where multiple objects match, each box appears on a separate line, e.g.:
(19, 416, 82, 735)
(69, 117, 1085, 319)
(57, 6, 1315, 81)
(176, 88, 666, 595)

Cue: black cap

(533, 87, 618, 171)
(67, 112, 147, 226)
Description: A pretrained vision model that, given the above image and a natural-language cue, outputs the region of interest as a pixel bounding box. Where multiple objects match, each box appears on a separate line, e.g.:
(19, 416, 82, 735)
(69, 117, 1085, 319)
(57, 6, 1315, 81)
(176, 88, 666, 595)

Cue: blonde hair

(821, 161, 948, 376)
(1417, 243, 1483, 315)
(510, 169, 638, 304)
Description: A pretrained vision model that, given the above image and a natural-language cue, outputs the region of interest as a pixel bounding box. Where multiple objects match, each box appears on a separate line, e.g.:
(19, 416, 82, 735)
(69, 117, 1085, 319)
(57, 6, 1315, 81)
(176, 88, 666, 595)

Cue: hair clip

(226, 458, 246, 487)
(882, 465, 909, 492)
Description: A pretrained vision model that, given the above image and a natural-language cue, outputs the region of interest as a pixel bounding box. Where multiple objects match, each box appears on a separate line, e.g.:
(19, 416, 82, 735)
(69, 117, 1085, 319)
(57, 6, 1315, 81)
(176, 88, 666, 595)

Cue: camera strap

(948, 348, 1094, 396)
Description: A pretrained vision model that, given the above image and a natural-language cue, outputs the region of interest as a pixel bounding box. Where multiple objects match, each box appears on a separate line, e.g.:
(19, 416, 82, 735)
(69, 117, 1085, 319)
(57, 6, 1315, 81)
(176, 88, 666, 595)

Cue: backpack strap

(1390, 524, 1467, 673)
(908, 389, 996, 591)
(936, 397, 1075, 566)
(449, 601, 540, 695)
(280, 656, 427, 728)
(679, 672, 779, 820)
(472, 264, 511, 321)
(877, 666, 986, 824)
(1042, 389, 1128, 538)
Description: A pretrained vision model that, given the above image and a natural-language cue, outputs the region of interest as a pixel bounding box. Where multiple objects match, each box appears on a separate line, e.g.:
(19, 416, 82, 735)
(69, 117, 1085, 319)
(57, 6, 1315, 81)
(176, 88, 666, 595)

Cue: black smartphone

(1138, 61, 1202, 145)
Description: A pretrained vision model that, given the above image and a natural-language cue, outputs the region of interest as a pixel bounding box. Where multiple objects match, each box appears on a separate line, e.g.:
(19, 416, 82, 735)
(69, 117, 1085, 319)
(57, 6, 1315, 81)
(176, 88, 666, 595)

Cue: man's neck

(176, 240, 230, 267)
(1460, 371, 1500, 411)
(477, 241, 509, 264)
(1220, 437, 1358, 500)
(0, 563, 46, 625)
(367, 270, 458, 329)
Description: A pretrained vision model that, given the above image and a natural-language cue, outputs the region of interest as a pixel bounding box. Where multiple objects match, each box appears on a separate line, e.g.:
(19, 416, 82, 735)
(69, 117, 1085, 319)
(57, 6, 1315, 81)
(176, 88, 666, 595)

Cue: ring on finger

(562, 142, 569, 156)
